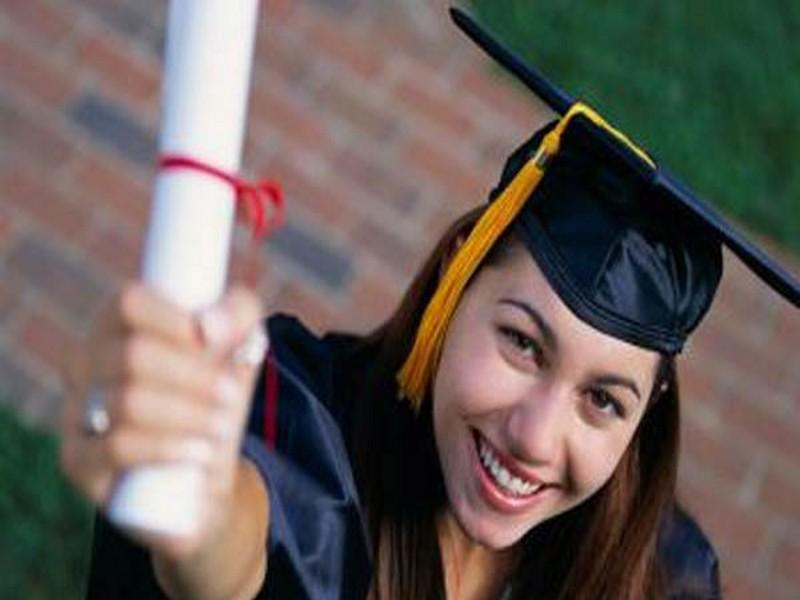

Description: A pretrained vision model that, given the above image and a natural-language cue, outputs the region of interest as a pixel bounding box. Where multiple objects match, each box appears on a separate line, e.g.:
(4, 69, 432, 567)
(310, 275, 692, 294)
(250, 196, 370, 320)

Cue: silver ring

(232, 328, 269, 366)
(82, 386, 110, 437)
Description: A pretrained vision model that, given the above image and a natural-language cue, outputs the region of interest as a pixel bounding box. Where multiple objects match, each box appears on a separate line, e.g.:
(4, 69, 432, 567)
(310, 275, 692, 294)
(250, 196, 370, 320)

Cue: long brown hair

(350, 206, 680, 599)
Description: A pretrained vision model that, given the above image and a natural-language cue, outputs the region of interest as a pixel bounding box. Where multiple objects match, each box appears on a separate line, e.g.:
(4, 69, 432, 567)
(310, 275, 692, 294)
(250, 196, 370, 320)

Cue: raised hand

(60, 282, 265, 563)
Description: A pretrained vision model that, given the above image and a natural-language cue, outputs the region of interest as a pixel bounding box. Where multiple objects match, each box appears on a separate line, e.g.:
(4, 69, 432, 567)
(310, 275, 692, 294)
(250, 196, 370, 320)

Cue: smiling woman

(67, 8, 800, 600)
(345, 209, 686, 599)
(433, 240, 661, 550)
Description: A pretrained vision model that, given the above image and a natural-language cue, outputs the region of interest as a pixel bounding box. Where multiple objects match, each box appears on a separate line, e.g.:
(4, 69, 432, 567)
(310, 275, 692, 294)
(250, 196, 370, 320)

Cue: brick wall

(1, 1, 798, 597)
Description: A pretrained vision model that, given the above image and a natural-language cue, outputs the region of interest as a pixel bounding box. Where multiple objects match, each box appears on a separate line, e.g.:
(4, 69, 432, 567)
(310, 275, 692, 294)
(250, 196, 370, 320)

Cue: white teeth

(498, 467, 511, 487)
(478, 437, 542, 497)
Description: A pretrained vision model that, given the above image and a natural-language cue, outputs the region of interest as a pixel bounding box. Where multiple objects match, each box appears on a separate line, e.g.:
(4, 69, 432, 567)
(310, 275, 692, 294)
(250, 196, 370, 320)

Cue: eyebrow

(592, 374, 642, 402)
(498, 298, 558, 353)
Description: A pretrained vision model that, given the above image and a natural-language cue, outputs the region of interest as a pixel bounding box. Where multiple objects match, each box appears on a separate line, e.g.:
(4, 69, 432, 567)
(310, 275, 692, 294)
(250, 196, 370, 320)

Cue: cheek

(435, 355, 495, 418)
(431, 315, 505, 481)
(568, 430, 635, 500)
(434, 316, 517, 419)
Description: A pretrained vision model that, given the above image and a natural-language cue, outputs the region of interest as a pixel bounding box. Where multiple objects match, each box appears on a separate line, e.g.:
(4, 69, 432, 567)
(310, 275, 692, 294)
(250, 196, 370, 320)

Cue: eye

(588, 389, 626, 419)
(498, 326, 544, 366)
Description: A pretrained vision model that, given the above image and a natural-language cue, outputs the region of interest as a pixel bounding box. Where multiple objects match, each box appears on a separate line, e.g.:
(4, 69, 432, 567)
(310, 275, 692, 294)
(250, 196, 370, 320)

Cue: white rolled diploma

(107, 0, 260, 535)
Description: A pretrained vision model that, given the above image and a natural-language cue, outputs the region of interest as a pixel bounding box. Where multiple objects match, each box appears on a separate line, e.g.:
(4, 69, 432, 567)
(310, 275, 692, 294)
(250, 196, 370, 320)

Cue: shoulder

(247, 314, 365, 441)
(265, 313, 363, 398)
(243, 314, 374, 599)
(658, 504, 722, 599)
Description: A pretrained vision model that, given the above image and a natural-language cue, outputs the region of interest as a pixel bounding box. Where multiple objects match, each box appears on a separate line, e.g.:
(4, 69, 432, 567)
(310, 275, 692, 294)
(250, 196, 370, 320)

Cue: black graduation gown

(84, 314, 721, 599)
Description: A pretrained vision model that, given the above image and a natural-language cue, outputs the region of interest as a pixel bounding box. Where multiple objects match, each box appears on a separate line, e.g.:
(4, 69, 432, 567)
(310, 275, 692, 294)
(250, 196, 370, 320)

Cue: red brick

(74, 30, 160, 109)
(681, 421, 752, 488)
(84, 219, 144, 280)
(0, 0, 75, 48)
(5, 235, 108, 325)
(384, 52, 455, 102)
(0, 279, 19, 325)
(70, 154, 151, 229)
(424, 203, 469, 243)
(315, 78, 399, 140)
(690, 313, 790, 394)
(249, 84, 330, 150)
(250, 252, 281, 307)
(350, 215, 418, 277)
(269, 281, 339, 335)
(258, 0, 297, 24)
(330, 147, 420, 216)
(473, 133, 520, 173)
(228, 242, 267, 291)
(721, 393, 800, 467)
(0, 168, 89, 243)
(773, 538, 800, 592)
(720, 568, 776, 600)
(0, 98, 73, 166)
(0, 207, 15, 248)
(373, 13, 455, 71)
(15, 307, 80, 377)
(346, 274, 400, 332)
(680, 358, 723, 410)
(458, 64, 551, 127)
(394, 76, 476, 138)
(773, 295, 800, 351)
(401, 135, 489, 202)
(0, 39, 76, 107)
(302, 13, 383, 81)
(679, 482, 768, 559)
(263, 152, 355, 230)
(253, 28, 311, 85)
(760, 469, 800, 524)
(713, 259, 780, 332)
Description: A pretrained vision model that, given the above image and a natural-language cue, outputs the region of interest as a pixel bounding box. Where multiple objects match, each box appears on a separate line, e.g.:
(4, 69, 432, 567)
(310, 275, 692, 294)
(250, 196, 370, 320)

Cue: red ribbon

(158, 154, 284, 238)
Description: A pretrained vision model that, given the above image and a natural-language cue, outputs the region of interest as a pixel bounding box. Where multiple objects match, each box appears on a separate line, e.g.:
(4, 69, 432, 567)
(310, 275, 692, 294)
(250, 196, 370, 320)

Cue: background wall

(0, 1, 798, 598)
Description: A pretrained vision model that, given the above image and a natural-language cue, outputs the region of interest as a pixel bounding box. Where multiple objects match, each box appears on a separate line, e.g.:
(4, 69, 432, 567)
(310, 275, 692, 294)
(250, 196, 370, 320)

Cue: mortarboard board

(397, 7, 800, 410)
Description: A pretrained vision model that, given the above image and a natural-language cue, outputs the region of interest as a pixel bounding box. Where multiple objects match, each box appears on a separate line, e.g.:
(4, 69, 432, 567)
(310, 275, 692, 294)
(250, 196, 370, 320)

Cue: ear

(439, 234, 467, 280)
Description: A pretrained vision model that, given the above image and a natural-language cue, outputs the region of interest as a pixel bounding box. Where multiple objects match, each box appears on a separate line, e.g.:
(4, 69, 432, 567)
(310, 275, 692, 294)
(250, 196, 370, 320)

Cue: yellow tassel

(396, 103, 653, 411)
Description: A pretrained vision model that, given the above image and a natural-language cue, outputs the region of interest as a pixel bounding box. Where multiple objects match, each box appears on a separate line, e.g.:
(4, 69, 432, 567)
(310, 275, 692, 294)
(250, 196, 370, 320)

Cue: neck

(437, 511, 517, 600)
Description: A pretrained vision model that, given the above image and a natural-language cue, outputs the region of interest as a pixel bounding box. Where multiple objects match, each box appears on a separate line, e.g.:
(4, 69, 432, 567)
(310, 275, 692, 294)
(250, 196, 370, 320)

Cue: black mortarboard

(397, 7, 799, 408)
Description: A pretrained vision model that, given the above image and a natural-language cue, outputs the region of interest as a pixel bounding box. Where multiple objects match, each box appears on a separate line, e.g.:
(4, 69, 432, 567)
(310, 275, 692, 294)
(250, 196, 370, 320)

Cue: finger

(61, 440, 115, 505)
(199, 288, 267, 402)
(60, 389, 116, 504)
(197, 285, 263, 355)
(108, 382, 240, 443)
(117, 282, 201, 349)
(103, 428, 217, 471)
(95, 335, 238, 406)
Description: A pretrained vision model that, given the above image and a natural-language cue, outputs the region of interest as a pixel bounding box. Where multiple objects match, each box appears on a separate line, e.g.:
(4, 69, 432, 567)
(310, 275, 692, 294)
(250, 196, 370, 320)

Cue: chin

(450, 496, 534, 550)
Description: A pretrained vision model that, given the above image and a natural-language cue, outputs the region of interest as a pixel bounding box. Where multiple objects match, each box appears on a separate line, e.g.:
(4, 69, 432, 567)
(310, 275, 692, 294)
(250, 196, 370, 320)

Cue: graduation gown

(85, 314, 721, 599)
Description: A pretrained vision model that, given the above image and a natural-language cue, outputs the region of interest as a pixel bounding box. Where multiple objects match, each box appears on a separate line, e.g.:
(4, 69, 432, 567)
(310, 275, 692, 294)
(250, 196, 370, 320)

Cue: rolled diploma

(107, 0, 259, 535)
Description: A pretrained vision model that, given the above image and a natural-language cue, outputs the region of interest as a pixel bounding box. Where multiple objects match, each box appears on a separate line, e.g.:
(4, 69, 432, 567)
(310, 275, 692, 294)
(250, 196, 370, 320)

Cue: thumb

(197, 286, 267, 385)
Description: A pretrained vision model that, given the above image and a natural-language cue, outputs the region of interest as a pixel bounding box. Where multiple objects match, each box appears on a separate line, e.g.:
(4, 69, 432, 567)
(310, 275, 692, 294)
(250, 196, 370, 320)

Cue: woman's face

(432, 243, 659, 550)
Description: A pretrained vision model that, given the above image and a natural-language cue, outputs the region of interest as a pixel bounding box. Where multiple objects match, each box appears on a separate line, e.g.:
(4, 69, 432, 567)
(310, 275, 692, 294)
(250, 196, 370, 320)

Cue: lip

(471, 430, 553, 514)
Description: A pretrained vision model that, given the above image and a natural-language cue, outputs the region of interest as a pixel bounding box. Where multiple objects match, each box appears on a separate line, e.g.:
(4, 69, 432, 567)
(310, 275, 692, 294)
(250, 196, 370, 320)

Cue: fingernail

(215, 374, 240, 405)
(199, 306, 231, 347)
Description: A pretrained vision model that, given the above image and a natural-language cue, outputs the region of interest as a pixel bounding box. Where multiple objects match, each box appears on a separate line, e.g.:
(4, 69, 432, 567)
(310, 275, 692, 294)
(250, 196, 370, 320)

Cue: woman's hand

(60, 281, 265, 564)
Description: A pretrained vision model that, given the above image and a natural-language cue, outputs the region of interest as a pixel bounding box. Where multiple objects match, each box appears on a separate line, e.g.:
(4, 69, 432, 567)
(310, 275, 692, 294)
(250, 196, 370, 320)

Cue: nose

(505, 380, 570, 468)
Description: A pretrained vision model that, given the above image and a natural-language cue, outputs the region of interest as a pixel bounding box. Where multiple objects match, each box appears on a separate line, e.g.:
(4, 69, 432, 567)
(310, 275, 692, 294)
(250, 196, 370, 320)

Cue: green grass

(0, 406, 92, 599)
(470, 0, 800, 253)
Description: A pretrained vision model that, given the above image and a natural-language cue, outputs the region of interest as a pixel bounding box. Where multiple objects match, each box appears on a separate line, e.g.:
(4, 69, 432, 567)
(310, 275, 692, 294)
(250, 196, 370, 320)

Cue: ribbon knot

(159, 154, 284, 238)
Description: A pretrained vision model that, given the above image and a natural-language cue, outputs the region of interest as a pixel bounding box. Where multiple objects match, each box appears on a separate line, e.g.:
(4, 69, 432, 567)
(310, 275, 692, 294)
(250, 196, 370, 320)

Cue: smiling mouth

(473, 431, 547, 499)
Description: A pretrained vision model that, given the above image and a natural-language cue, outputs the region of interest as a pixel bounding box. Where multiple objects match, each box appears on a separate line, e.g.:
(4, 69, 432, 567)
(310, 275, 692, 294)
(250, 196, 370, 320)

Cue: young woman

(62, 10, 798, 600)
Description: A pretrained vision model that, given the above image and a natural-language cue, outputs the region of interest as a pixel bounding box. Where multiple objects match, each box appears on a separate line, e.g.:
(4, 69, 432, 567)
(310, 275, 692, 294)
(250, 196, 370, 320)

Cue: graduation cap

(397, 7, 800, 409)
